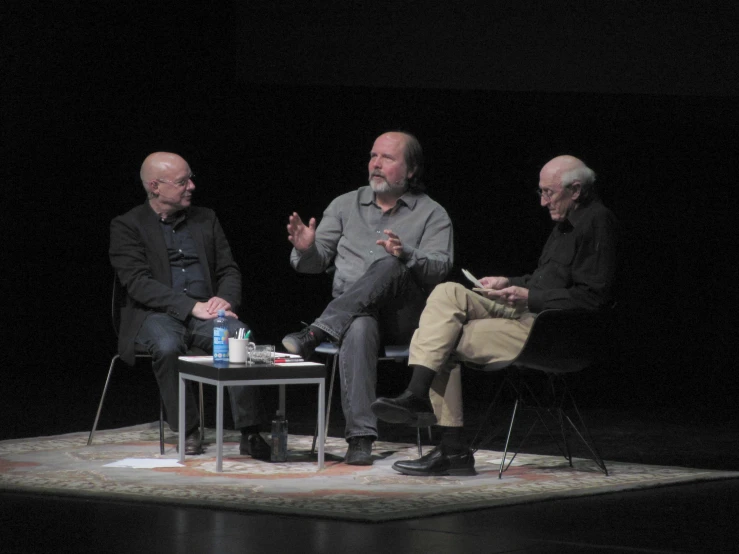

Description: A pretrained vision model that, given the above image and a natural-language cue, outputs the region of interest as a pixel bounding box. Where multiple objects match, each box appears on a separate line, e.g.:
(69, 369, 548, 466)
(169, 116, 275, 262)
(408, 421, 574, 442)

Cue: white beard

(369, 175, 408, 194)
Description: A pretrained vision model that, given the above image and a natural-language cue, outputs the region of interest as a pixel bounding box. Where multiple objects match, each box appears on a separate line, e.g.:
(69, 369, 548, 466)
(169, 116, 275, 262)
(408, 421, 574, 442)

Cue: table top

(178, 355, 326, 381)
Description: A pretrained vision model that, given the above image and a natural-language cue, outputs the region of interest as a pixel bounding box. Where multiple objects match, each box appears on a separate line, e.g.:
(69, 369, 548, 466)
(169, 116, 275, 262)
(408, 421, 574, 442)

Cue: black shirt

(159, 211, 210, 301)
(510, 199, 618, 313)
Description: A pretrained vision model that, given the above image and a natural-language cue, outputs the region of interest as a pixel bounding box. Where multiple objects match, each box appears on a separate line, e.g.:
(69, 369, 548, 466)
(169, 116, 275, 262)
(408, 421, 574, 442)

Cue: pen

(274, 358, 305, 363)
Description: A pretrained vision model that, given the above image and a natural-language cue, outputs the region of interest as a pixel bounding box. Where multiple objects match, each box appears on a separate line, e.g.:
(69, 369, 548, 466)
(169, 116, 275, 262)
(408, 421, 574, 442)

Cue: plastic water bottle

(213, 309, 229, 367)
(271, 412, 288, 462)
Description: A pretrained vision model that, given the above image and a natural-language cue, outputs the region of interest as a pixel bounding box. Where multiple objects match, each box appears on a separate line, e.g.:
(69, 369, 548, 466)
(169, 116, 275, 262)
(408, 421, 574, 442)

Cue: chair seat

(315, 342, 409, 359)
(315, 342, 339, 355)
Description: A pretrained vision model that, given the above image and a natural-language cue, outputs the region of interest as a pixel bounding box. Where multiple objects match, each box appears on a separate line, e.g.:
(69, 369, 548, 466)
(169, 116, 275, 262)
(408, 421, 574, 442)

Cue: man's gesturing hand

(377, 229, 403, 257)
(287, 212, 316, 252)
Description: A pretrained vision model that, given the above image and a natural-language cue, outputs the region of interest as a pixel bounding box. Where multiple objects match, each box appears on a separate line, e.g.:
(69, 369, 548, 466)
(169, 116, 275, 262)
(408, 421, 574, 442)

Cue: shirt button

(369, 250, 373, 254)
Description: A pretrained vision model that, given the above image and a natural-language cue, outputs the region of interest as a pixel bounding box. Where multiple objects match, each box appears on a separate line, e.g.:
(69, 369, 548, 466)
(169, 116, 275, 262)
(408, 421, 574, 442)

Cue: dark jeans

(311, 257, 427, 440)
(135, 313, 263, 433)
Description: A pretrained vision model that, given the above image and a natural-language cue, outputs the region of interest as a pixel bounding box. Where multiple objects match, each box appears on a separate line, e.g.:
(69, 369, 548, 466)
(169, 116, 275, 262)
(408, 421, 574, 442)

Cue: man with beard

(110, 152, 269, 459)
(282, 131, 454, 465)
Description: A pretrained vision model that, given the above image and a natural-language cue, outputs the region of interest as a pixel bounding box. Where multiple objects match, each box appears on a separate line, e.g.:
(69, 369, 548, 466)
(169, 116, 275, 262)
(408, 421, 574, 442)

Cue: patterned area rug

(2, 423, 737, 522)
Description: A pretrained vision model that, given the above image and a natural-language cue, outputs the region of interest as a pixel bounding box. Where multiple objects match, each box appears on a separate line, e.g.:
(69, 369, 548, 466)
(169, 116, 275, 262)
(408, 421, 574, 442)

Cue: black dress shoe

(240, 433, 271, 460)
(392, 444, 476, 476)
(176, 430, 204, 455)
(371, 390, 438, 427)
(344, 436, 374, 466)
(282, 326, 321, 359)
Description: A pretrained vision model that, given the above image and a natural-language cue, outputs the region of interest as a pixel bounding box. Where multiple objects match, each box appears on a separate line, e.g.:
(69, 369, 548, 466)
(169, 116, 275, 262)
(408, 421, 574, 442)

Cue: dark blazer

(109, 202, 242, 365)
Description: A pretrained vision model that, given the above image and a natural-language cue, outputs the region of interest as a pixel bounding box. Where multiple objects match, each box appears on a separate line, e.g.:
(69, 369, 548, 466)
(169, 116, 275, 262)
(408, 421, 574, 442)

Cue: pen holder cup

(228, 339, 254, 364)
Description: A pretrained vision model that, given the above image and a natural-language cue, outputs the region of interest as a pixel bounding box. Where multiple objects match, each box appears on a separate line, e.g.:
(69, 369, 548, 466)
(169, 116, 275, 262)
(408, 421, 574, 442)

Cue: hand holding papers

(461, 268, 483, 288)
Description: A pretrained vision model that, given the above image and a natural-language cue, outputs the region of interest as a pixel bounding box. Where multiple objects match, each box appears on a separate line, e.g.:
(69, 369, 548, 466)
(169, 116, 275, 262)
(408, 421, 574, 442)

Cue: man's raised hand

(287, 212, 317, 252)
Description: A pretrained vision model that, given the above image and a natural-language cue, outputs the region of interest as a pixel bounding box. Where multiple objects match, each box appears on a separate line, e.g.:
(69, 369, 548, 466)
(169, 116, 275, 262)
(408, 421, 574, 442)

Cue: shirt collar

(157, 208, 188, 226)
(359, 185, 417, 210)
(566, 199, 597, 228)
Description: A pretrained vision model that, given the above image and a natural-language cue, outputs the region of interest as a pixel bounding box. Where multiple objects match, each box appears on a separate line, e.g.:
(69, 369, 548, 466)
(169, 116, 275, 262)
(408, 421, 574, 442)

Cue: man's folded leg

(282, 257, 419, 358)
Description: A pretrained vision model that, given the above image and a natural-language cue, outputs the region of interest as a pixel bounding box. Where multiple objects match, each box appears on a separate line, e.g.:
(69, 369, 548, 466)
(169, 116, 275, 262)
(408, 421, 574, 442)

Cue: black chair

(311, 342, 433, 457)
(87, 275, 205, 454)
(471, 308, 612, 478)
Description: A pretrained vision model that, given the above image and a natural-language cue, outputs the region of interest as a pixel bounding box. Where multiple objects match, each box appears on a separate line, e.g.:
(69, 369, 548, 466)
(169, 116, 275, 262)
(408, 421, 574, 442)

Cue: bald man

(282, 132, 454, 465)
(109, 152, 269, 458)
(372, 155, 619, 476)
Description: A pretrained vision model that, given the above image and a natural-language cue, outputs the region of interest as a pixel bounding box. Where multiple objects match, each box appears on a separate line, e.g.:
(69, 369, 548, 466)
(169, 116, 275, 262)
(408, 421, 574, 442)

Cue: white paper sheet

(103, 458, 184, 469)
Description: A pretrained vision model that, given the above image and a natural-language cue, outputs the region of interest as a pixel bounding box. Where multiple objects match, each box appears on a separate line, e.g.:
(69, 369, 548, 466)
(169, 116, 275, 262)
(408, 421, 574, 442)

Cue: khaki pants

(408, 282, 535, 427)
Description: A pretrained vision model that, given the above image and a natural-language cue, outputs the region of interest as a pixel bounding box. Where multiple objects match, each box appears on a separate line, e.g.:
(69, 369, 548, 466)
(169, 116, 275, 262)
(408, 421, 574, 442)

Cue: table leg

(279, 384, 286, 415)
(178, 375, 186, 464)
(216, 383, 224, 472)
(317, 378, 325, 470)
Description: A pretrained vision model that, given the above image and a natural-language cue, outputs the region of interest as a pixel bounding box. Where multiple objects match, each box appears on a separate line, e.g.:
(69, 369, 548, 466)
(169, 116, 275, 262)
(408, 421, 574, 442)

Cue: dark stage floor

(4, 367, 739, 554)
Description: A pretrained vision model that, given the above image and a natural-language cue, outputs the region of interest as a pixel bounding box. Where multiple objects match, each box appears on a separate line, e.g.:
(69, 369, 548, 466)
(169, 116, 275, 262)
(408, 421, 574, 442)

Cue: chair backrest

(485, 309, 612, 374)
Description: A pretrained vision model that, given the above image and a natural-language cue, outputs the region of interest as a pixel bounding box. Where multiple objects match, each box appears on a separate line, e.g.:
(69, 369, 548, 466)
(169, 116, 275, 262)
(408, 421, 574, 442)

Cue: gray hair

(561, 164, 597, 202)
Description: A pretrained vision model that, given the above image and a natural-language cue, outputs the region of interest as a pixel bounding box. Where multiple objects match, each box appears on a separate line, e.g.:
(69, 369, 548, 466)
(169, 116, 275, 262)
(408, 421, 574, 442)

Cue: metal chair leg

(90, 351, 205, 453)
(88, 355, 119, 446)
(414, 426, 433, 457)
(561, 392, 609, 475)
(499, 398, 520, 479)
(312, 353, 338, 454)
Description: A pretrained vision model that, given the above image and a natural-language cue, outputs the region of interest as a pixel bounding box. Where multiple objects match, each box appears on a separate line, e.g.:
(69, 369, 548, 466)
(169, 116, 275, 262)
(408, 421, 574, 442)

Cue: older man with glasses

(109, 152, 269, 459)
(371, 155, 619, 476)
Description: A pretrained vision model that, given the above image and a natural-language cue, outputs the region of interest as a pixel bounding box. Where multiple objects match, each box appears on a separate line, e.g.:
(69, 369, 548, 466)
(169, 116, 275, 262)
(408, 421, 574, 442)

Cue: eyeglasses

(535, 183, 571, 201)
(155, 173, 195, 188)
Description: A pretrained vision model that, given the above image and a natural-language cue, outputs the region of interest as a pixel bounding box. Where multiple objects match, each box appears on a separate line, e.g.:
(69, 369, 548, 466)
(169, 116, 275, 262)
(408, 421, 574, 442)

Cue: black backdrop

(3, 1, 737, 439)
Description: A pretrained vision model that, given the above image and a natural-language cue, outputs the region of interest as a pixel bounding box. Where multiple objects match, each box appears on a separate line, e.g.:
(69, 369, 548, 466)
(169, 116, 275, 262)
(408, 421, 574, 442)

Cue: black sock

(407, 365, 436, 398)
(439, 426, 465, 450)
(308, 325, 327, 343)
(240, 425, 260, 436)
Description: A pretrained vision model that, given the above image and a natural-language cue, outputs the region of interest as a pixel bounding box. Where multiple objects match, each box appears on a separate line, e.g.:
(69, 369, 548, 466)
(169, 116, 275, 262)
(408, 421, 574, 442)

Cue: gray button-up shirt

(291, 186, 454, 297)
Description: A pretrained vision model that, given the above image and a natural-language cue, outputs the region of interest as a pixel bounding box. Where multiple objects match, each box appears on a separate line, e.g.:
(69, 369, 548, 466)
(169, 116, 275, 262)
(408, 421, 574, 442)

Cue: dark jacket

(109, 202, 242, 365)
